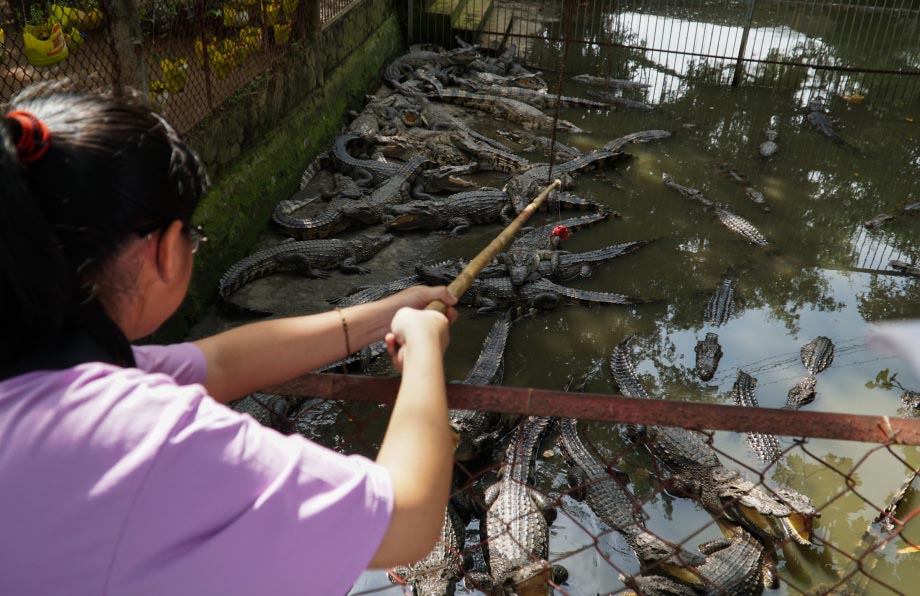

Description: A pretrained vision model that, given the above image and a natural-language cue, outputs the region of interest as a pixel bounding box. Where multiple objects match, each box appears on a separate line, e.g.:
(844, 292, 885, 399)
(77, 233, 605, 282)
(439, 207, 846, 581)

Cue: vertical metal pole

(100, 0, 148, 99)
(732, 0, 756, 86)
(408, 0, 414, 45)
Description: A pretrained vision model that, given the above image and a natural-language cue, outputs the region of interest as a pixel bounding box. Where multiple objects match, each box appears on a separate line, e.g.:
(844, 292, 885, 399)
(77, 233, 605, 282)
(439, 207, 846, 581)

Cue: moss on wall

(153, 13, 402, 342)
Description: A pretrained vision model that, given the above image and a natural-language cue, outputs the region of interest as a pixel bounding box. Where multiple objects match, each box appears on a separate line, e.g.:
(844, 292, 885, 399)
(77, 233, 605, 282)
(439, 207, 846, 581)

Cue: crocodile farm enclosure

(181, 2, 920, 595)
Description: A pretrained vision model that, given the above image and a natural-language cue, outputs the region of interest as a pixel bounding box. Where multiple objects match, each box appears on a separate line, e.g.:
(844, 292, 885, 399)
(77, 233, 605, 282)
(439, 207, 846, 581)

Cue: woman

(0, 86, 458, 595)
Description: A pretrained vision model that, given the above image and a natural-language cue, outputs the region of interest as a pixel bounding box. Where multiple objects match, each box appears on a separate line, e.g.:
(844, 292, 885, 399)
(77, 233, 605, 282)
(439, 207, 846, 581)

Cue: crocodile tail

(609, 336, 654, 400)
(539, 279, 641, 306)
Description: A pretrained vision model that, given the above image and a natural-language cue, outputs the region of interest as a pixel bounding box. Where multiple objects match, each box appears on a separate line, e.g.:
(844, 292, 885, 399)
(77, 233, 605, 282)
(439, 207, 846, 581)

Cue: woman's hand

(379, 286, 459, 324)
(385, 307, 451, 372)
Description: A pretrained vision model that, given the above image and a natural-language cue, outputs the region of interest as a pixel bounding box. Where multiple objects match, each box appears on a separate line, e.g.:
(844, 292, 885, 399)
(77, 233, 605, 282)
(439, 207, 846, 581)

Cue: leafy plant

(865, 368, 905, 391)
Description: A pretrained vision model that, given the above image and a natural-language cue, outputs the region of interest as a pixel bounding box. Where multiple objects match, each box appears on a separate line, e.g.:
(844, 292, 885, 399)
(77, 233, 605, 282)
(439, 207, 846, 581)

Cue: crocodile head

(340, 202, 380, 224)
(418, 166, 476, 193)
(356, 233, 395, 253)
(510, 74, 548, 91)
(500, 248, 541, 286)
(445, 45, 479, 65)
(385, 202, 443, 231)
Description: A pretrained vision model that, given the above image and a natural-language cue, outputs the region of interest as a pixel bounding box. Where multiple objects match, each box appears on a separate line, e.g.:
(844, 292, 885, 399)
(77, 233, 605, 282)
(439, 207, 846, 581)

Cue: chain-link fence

(0, 0, 362, 131)
(407, 0, 920, 102)
(0, 0, 119, 102)
(232, 359, 920, 595)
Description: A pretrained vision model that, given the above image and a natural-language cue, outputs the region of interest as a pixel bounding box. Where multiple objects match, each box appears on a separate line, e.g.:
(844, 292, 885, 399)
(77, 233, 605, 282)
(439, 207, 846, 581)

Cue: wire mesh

(0, 0, 118, 103)
(407, 0, 920, 101)
(237, 360, 920, 595)
(0, 0, 360, 130)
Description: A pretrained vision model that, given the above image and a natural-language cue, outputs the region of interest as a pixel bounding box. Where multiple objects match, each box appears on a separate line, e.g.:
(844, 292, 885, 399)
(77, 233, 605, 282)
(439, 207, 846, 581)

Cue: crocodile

(498, 237, 648, 286)
(759, 129, 778, 158)
(571, 74, 651, 89)
(785, 376, 816, 411)
(864, 213, 895, 229)
(218, 235, 394, 316)
(346, 110, 379, 139)
(314, 340, 387, 374)
(744, 187, 771, 211)
(451, 130, 531, 173)
(785, 336, 835, 410)
(480, 416, 564, 595)
(731, 371, 783, 464)
(621, 573, 700, 596)
(384, 46, 479, 91)
(705, 278, 735, 327)
(603, 130, 672, 152)
(585, 89, 655, 111)
(454, 70, 548, 91)
(383, 188, 514, 236)
(800, 336, 835, 375)
(387, 503, 467, 595)
(420, 236, 647, 290)
(890, 259, 920, 277)
(428, 88, 584, 132)
(414, 98, 519, 154)
(558, 415, 710, 586)
(536, 240, 654, 282)
(610, 337, 818, 548)
(471, 83, 609, 110)
(713, 161, 748, 185)
(491, 212, 614, 284)
(328, 275, 422, 308)
(273, 152, 335, 218)
(695, 332, 723, 382)
(272, 194, 356, 240)
(332, 133, 402, 185)
(715, 207, 769, 246)
(662, 173, 715, 208)
(451, 314, 514, 462)
(338, 156, 435, 225)
(506, 151, 632, 213)
(230, 392, 314, 435)
(805, 99, 842, 142)
(497, 129, 583, 161)
(694, 525, 777, 595)
(464, 276, 645, 313)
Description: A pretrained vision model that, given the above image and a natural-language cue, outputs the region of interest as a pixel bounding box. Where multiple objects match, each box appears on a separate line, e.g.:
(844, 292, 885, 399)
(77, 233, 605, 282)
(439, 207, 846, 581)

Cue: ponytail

(0, 86, 205, 371)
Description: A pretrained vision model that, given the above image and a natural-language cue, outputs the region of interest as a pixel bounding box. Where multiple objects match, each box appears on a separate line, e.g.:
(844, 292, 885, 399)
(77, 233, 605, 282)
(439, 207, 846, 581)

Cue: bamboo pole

(426, 179, 562, 313)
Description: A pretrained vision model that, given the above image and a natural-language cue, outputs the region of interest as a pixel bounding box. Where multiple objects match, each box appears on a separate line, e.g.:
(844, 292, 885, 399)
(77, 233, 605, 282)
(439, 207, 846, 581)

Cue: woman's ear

(154, 219, 189, 283)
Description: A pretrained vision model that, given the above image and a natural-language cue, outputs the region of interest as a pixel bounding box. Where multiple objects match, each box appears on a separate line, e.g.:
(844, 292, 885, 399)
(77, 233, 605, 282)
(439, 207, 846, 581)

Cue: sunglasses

(185, 223, 208, 254)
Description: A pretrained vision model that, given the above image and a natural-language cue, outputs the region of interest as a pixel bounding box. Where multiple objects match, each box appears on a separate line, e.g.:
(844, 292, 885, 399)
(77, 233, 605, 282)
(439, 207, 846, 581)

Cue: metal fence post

(101, 0, 148, 98)
(732, 0, 758, 86)
(408, 0, 414, 45)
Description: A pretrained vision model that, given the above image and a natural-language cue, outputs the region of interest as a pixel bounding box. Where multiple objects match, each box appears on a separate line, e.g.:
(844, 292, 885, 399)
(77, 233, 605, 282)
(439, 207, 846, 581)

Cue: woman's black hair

(0, 84, 206, 371)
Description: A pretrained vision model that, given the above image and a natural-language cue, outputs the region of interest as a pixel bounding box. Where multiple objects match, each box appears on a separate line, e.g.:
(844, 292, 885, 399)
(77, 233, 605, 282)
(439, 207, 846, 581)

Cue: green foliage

(865, 368, 905, 391)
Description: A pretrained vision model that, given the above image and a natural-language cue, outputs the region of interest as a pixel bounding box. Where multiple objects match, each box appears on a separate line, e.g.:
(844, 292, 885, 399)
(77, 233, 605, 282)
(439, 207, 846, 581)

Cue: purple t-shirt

(0, 343, 393, 596)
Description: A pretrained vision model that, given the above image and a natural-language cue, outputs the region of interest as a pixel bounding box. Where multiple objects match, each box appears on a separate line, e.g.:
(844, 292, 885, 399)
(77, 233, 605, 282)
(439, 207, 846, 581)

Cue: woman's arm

(368, 308, 455, 567)
(193, 286, 457, 403)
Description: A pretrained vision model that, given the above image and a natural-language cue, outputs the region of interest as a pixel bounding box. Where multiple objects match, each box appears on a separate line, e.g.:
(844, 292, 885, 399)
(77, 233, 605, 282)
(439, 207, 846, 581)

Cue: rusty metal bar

(266, 373, 920, 445)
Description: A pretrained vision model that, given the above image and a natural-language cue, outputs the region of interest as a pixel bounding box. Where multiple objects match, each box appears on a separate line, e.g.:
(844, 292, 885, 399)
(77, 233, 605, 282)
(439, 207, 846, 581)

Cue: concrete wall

(154, 0, 402, 341)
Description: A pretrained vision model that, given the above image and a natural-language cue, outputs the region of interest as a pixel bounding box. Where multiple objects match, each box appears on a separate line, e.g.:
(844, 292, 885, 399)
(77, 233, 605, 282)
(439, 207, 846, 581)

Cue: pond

(202, 5, 920, 594)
